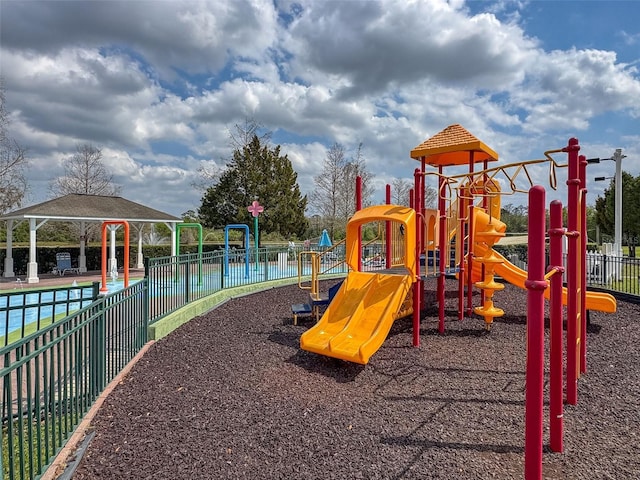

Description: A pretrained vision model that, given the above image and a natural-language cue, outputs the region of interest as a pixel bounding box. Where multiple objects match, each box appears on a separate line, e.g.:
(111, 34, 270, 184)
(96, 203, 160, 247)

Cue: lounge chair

(53, 252, 80, 276)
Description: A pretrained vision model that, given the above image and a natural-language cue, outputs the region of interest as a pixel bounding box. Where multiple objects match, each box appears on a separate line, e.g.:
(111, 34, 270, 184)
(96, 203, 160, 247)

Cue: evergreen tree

(199, 135, 308, 238)
(594, 171, 640, 245)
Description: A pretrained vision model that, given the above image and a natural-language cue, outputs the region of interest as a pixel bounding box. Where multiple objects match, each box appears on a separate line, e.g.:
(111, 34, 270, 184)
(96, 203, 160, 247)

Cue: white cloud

(1, 0, 639, 217)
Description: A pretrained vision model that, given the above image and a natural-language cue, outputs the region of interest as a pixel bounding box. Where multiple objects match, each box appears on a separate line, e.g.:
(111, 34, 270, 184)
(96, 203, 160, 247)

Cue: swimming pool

(0, 280, 131, 339)
(1, 259, 349, 340)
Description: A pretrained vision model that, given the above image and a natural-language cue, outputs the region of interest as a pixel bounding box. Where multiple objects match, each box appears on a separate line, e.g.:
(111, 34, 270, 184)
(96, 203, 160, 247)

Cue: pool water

(0, 280, 129, 338)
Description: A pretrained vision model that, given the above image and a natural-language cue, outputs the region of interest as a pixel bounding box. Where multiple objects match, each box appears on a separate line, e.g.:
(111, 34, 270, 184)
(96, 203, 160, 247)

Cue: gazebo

(1, 194, 182, 283)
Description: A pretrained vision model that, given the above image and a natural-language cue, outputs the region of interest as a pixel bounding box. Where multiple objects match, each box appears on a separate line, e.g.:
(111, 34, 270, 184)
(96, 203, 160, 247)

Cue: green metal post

(175, 223, 204, 284)
(254, 216, 259, 272)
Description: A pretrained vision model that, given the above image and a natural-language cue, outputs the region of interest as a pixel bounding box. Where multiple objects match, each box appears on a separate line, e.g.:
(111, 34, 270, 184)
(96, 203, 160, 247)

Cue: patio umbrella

(318, 229, 332, 248)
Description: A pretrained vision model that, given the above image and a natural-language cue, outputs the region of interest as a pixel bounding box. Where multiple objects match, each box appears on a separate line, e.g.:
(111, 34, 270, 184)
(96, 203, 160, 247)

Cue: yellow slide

(300, 271, 412, 364)
(472, 227, 617, 313)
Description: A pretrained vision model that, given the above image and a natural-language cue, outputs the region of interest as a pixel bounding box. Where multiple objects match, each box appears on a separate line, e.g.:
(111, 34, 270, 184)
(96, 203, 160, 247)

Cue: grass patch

(2, 412, 75, 480)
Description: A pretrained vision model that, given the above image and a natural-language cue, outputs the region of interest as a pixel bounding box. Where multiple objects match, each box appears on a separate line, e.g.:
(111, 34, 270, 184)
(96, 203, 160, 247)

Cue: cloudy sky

(1, 0, 639, 218)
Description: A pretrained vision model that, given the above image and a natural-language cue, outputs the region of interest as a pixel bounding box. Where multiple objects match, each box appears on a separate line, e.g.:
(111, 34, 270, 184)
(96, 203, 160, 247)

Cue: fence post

(219, 252, 224, 289)
(90, 297, 107, 399)
(264, 249, 269, 281)
(184, 255, 191, 304)
(91, 281, 100, 300)
(142, 277, 149, 347)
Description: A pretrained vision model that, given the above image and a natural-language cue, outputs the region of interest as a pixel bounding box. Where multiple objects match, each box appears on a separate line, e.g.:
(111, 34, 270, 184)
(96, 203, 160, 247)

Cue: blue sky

(1, 0, 639, 217)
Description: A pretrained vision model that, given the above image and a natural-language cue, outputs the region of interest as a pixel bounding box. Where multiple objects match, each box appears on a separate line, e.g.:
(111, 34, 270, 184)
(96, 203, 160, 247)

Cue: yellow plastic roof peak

(410, 124, 498, 167)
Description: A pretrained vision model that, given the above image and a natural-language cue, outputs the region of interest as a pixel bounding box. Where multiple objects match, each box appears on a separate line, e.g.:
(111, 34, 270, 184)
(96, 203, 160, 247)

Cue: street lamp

(589, 149, 626, 256)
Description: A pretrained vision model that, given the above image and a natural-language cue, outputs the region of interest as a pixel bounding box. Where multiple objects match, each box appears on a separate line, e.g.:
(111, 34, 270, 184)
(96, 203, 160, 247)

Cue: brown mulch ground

(71, 277, 640, 479)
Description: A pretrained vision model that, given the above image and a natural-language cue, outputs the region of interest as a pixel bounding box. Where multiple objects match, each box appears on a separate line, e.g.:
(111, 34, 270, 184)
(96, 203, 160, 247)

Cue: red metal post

(466, 155, 476, 316)
(524, 185, 547, 480)
(386, 184, 392, 269)
(438, 166, 446, 334)
(564, 138, 581, 405)
(549, 200, 565, 453)
(457, 183, 465, 320)
(413, 168, 422, 347)
(467, 200, 475, 316)
(356, 175, 363, 272)
(579, 154, 588, 373)
(420, 157, 426, 324)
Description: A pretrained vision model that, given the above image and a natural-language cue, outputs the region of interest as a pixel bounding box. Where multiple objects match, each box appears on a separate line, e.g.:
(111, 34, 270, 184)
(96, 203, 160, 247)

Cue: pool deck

(0, 269, 146, 292)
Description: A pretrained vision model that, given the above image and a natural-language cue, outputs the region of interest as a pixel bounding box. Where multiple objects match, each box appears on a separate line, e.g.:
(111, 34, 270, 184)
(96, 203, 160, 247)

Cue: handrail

(319, 239, 347, 275)
(297, 251, 321, 300)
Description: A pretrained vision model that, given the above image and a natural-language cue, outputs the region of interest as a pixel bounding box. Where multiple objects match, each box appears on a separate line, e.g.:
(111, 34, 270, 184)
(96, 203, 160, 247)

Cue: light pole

(590, 148, 626, 256)
(612, 149, 626, 256)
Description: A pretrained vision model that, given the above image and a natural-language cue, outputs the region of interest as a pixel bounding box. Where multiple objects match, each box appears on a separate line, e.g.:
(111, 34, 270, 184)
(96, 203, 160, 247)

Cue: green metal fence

(1, 280, 147, 480)
(0, 284, 101, 348)
(145, 246, 320, 323)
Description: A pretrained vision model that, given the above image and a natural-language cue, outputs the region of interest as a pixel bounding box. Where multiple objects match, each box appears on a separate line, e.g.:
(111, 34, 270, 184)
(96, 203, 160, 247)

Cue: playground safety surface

(70, 277, 640, 479)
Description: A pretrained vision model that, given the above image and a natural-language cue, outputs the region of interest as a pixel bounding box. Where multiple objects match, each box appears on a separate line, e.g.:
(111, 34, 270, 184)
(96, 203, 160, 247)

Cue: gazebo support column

(136, 224, 144, 269)
(78, 221, 87, 273)
(168, 223, 177, 257)
(26, 218, 44, 283)
(109, 225, 118, 275)
(3, 219, 15, 278)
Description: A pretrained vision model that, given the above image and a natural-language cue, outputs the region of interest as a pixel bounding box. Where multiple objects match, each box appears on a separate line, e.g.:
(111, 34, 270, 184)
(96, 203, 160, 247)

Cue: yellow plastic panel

(345, 205, 416, 281)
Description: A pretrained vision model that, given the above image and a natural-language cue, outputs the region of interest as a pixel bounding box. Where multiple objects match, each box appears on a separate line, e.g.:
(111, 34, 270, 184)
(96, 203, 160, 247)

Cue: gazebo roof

(410, 124, 498, 167)
(0, 194, 181, 223)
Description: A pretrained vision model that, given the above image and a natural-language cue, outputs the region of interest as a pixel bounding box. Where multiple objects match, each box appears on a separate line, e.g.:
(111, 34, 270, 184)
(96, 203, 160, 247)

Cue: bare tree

(227, 117, 271, 151)
(310, 143, 346, 239)
(0, 83, 29, 214)
(49, 144, 121, 197)
(390, 177, 437, 208)
(311, 143, 376, 239)
(424, 183, 437, 209)
(391, 178, 413, 206)
(338, 143, 375, 218)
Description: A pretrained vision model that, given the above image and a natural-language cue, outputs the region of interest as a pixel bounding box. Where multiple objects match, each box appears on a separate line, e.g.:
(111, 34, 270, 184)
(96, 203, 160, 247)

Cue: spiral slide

(472, 211, 616, 313)
(300, 271, 413, 364)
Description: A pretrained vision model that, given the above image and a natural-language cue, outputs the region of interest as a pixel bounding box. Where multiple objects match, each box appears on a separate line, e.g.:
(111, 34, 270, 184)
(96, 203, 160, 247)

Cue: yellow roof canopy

(410, 124, 498, 167)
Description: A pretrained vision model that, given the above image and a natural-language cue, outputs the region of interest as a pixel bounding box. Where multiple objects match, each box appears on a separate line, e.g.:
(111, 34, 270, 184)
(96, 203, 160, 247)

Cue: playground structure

(300, 205, 417, 363)
(298, 124, 618, 479)
(300, 124, 616, 363)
